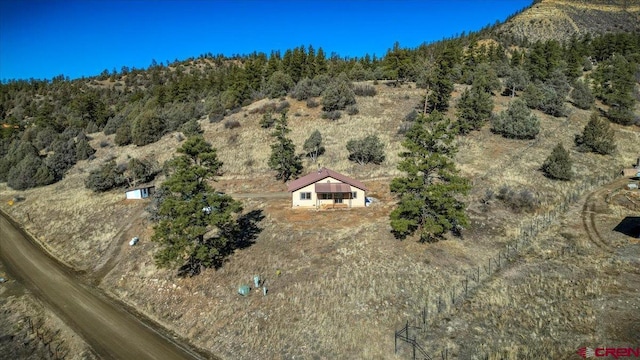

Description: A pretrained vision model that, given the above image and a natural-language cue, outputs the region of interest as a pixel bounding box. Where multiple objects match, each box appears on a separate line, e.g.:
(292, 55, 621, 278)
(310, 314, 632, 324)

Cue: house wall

(291, 177, 367, 208)
(125, 190, 143, 200)
(291, 183, 317, 207)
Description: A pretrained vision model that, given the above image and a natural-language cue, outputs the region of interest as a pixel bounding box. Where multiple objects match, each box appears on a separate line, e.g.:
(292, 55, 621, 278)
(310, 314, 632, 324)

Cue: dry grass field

(1, 80, 639, 359)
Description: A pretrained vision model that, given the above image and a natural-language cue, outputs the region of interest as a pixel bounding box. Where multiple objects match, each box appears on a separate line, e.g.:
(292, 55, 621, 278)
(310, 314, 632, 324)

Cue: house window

(351, 191, 357, 199)
(319, 193, 332, 200)
(300, 192, 311, 200)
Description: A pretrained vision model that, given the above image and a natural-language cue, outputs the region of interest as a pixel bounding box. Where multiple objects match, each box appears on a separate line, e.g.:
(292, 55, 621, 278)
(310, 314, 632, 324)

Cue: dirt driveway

(0, 211, 214, 360)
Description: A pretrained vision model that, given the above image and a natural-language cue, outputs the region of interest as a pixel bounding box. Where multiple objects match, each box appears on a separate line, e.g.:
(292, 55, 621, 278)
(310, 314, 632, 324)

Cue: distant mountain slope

(497, 0, 640, 43)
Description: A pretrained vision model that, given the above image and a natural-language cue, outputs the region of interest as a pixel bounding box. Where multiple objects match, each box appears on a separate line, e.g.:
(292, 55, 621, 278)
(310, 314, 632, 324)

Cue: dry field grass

(1, 80, 639, 359)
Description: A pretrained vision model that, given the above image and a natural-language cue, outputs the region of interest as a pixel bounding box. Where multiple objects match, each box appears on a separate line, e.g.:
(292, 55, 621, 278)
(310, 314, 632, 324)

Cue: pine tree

(268, 113, 302, 182)
(390, 111, 470, 242)
(592, 54, 637, 125)
(542, 143, 573, 181)
(575, 112, 616, 155)
(456, 87, 494, 135)
(152, 136, 242, 275)
(303, 129, 324, 163)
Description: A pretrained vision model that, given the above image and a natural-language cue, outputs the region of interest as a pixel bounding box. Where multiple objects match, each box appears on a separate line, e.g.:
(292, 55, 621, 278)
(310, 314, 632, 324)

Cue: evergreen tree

(346, 135, 385, 165)
(571, 79, 595, 110)
(575, 112, 616, 155)
(542, 143, 573, 181)
(592, 54, 637, 125)
(303, 129, 324, 163)
(470, 63, 501, 94)
(321, 76, 356, 112)
(505, 66, 529, 98)
(390, 112, 470, 242)
(152, 136, 242, 275)
(491, 98, 540, 139)
(268, 113, 302, 182)
(265, 70, 294, 99)
(456, 87, 494, 135)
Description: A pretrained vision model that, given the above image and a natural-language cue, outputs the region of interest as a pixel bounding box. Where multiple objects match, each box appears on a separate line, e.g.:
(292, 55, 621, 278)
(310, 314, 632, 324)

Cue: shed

(125, 185, 155, 200)
(287, 168, 367, 209)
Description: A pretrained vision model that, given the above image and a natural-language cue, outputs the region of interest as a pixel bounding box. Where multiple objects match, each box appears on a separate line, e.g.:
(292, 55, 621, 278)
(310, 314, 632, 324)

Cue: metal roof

(315, 183, 351, 193)
(286, 168, 368, 192)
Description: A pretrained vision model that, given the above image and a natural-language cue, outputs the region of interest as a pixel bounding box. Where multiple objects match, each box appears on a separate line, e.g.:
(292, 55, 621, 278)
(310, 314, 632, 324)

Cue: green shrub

(346, 135, 385, 165)
(260, 112, 275, 129)
(496, 186, 538, 213)
(306, 99, 319, 108)
(85, 160, 127, 192)
(491, 99, 539, 139)
(321, 78, 356, 111)
(265, 71, 294, 99)
(321, 110, 342, 120)
(542, 143, 573, 181)
(571, 79, 595, 110)
(346, 105, 359, 115)
(224, 120, 241, 129)
(179, 119, 203, 137)
(353, 84, 377, 97)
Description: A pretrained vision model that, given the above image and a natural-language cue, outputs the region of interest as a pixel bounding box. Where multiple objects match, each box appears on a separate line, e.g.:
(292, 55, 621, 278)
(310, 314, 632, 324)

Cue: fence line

(394, 169, 620, 359)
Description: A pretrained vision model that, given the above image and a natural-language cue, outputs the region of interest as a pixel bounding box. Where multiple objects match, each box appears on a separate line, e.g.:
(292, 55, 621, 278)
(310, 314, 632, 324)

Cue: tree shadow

(613, 216, 640, 238)
(177, 209, 265, 277)
(230, 209, 266, 250)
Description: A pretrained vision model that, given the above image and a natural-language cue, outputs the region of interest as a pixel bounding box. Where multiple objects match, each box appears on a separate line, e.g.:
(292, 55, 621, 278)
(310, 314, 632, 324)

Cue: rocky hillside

(497, 0, 640, 43)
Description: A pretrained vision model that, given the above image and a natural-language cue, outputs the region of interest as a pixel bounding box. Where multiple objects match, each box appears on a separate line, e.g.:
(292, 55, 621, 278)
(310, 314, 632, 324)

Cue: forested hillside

(1, 27, 639, 191)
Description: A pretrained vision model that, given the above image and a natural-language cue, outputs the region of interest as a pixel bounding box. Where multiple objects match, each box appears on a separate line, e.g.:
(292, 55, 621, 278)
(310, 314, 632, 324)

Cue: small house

(125, 185, 155, 200)
(287, 168, 367, 209)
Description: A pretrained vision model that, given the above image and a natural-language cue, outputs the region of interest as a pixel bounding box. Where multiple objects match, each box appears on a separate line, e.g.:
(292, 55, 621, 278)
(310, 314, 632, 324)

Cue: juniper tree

(346, 135, 385, 165)
(542, 143, 573, 181)
(571, 79, 595, 110)
(505, 66, 529, 98)
(491, 98, 540, 139)
(303, 129, 324, 163)
(390, 111, 470, 242)
(268, 113, 302, 181)
(575, 112, 616, 155)
(152, 136, 242, 275)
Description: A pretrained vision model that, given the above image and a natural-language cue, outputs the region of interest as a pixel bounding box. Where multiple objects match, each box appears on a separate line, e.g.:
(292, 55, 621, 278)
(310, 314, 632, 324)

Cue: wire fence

(394, 169, 621, 359)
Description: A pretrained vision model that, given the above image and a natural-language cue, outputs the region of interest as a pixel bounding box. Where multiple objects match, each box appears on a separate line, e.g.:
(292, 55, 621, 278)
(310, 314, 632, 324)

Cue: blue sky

(0, 0, 533, 81)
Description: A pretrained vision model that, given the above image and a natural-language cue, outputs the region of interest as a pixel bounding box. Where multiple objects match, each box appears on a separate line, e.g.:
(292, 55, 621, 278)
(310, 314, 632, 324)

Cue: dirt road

(0, 211, 212, 360)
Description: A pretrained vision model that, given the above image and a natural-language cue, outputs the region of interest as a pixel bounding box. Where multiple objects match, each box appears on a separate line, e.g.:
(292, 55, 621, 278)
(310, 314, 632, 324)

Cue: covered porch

(314, 183, 355, 209)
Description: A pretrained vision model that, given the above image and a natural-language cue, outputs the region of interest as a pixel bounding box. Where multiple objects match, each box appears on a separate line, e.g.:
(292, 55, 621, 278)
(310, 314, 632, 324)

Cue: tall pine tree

(152, 136, 242, 275)
(268, 113, 302, 182)
(390, 111, 470, 242)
